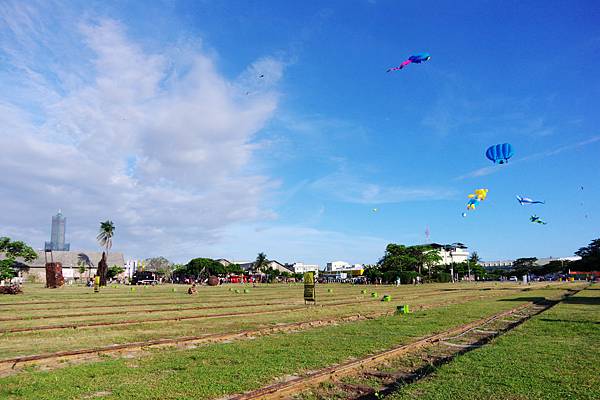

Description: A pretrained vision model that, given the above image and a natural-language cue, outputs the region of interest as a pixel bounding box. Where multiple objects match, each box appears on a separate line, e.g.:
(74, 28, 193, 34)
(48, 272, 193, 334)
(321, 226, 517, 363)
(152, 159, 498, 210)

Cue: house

(428, 243, 470, 265)
(3, 250, 125, 283)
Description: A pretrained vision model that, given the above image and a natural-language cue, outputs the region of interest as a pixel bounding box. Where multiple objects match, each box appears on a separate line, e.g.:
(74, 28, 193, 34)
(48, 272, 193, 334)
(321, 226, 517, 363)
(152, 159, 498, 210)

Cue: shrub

(436, 272, 452, 283)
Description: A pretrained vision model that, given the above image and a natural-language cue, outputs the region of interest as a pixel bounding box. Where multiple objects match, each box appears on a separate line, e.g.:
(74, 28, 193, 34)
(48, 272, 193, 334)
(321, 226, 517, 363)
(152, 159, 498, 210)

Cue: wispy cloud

(311, 171, 456, 204)
(455, 135, 600, 180)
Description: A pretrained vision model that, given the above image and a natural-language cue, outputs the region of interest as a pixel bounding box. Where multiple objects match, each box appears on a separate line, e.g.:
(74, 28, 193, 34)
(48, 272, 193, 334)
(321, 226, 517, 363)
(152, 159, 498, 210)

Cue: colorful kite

(466, 189, 488, 210)
(530, 215, 547, 225)
(516, 195, 545, 205)
(486, 143, 514, 164)
(387, 53, 431, 72)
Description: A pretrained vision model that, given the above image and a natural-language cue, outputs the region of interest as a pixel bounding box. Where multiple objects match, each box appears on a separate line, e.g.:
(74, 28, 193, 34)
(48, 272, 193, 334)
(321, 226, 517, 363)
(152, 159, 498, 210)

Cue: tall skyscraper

(45, 210, 70, 251)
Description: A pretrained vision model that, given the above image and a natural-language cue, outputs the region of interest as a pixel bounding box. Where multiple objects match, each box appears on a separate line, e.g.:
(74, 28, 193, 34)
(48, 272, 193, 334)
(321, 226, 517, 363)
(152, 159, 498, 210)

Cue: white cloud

(0, 10, 284, 262)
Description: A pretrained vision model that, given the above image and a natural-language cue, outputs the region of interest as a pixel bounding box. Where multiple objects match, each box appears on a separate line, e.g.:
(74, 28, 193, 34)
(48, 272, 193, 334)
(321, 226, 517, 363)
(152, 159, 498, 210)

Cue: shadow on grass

(562, 296, 600, 305)
(440, 288, 515, 292)
(498, 297, 548, 303)
(540, 318, 600, 325)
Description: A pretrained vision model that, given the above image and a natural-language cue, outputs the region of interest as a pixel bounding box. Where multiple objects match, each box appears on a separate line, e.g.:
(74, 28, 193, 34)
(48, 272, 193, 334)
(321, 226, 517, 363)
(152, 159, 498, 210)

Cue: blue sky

(1, 0, 599, 265)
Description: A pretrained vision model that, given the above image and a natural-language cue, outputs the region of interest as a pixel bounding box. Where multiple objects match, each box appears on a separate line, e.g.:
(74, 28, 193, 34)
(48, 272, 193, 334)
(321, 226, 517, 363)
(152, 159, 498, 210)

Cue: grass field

(0, 282, 591, 399)
(386, 284, 600, 400)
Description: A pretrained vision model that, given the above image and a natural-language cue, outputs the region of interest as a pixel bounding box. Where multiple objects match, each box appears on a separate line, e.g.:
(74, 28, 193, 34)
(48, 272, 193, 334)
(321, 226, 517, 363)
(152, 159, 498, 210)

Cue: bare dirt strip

(0, 287, 492, 322)
(0, 301, 346, 334)
(0, 297, 364, 322)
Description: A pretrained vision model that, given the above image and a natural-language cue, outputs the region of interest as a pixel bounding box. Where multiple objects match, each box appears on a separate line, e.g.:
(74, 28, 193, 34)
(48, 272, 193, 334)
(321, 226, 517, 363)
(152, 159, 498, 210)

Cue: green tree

(422, 247, 443, 277)
(145, 257, 174, 279)
(573, 238, 600, 271)
(379, 244, 417, 274)
(107, 265, 125, 280)
(186, 258, 226, 277)
(512, 257, 538, 277)
(467, 252, 482, 280)
(364, 264, 383, 283)
(293, 273, 304, 281)
(539, 260, 570, 275)
(254, 252, 268, 275)
(0, 237, 37, 281)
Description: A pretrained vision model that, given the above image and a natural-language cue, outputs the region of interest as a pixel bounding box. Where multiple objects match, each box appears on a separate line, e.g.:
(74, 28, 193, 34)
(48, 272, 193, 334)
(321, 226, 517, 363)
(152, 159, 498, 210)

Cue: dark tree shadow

(562, 296, 600, 305)
(540, 318, 600, 325)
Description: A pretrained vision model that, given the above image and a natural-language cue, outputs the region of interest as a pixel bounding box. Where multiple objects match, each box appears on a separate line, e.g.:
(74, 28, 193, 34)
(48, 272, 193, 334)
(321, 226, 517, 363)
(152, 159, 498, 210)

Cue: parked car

(509, 276, 518, 282)
(132, 271, 158, 285)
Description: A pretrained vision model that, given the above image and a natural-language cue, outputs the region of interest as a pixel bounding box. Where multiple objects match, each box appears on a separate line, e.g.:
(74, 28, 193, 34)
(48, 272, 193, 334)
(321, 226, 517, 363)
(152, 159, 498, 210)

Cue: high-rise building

(45, 210, 70, 251)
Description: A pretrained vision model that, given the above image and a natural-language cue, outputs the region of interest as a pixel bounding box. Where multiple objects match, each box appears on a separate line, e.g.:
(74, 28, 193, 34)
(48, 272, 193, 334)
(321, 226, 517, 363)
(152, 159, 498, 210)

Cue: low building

(289, 262, 320, 275)
(535, 256, 581, 266)
(428, 243, 470, 265)
(4, 250, 125, 283)
(324, 261, 364, 277)
(124, 259, 140, 279)
(325, 261, 352, 272)
(481, 260, 514, 271)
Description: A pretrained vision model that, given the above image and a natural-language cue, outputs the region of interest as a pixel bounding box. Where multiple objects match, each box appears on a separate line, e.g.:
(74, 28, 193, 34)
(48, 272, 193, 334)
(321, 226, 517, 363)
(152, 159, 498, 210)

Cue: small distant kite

(516, 195, 545, 205)
(530, 215, 547, 225)
(486, 143, 514, 164)
(259, 74, 264, 78)
(387, 53, 431, 72)
(461, 212, 467, 218)
(466, 189, 488, 210)
(372, 208, 379, 213)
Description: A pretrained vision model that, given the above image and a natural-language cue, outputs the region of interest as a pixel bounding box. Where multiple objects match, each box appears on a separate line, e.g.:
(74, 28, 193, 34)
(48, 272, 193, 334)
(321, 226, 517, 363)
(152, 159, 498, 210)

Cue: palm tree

(97, 221, 115, 254)
(254, 252, 268, 282)
(467, 252, 481, 281)
(96, 221, 115, 286)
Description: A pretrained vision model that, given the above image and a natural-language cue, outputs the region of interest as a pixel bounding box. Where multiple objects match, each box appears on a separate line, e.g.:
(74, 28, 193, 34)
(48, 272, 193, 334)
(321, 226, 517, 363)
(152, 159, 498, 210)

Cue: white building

(429, 243, 470, 265)
(124, 260, 140, 279)
(290, 262, 320, 275)
(481, 260, 514, 270)
(325, 261, 352, 272)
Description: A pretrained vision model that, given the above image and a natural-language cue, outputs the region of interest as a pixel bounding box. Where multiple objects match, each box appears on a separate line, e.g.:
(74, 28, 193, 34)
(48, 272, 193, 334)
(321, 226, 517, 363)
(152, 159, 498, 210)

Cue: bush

(435, 272, 452, 283)
(398, 271, 419, 284)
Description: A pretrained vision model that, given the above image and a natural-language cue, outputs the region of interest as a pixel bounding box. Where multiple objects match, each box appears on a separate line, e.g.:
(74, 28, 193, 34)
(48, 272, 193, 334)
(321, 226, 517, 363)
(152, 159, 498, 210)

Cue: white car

(509, 276, 518, 282)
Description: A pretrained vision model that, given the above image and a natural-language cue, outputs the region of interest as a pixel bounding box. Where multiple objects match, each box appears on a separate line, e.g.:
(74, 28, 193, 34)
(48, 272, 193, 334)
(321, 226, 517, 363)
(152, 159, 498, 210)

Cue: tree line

(363, 243, 485, 284)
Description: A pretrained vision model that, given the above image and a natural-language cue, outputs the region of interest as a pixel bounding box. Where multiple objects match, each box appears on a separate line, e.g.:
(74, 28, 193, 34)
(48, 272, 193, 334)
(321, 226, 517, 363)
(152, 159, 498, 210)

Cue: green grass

(385, 284, 600, 400)
(0, 285, 579, 400)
